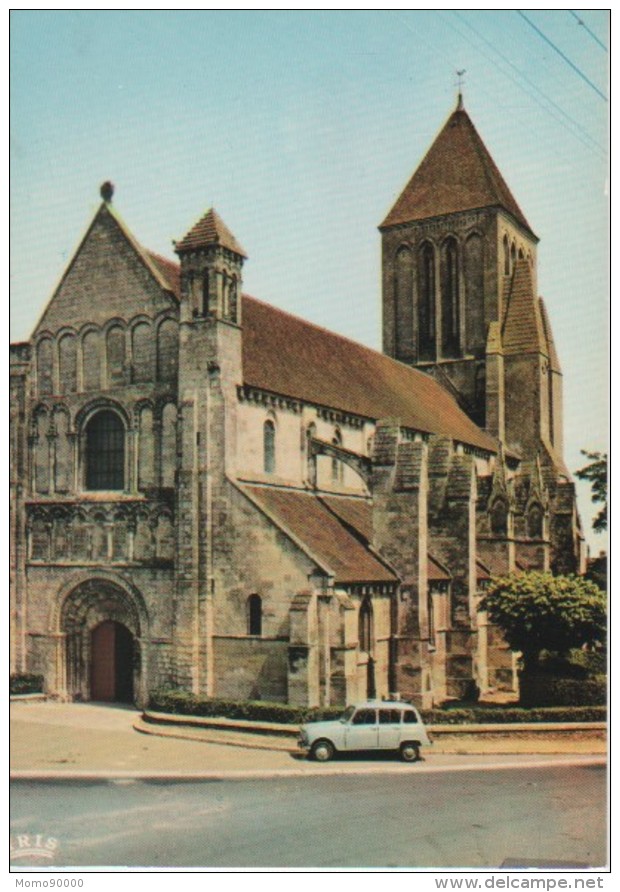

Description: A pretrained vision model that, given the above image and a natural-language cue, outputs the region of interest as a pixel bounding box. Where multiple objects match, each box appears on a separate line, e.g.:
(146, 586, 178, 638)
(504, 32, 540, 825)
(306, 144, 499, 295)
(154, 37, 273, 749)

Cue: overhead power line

(452, 11, 605, 158)
(517, 10, 607, 102)
(569, 10, 608, 53)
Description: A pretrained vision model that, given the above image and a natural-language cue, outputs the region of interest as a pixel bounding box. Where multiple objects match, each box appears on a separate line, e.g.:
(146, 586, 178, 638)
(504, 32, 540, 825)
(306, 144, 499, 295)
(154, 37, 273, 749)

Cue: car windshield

(341, 706, 355, 722)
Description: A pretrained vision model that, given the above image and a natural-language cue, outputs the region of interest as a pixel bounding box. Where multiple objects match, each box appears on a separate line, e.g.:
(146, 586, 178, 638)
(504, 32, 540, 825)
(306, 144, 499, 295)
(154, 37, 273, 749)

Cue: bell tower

(379, 97, 551, 454)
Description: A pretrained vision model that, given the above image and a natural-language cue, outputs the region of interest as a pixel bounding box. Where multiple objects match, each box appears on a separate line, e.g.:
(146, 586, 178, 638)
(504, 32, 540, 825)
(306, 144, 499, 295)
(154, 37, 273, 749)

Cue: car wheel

(311, 739, 335, 762)
(400, 742, 420, 763)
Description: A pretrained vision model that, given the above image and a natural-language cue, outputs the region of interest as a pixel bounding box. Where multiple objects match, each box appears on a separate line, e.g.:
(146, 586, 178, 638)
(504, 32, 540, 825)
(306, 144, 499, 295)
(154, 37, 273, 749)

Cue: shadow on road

(289, 750, 424, 764)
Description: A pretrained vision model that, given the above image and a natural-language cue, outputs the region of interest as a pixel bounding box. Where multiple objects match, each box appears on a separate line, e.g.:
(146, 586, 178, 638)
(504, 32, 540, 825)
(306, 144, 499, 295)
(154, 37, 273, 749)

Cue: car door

(377, 708, 403, 749)
(344, 708, 379, 750)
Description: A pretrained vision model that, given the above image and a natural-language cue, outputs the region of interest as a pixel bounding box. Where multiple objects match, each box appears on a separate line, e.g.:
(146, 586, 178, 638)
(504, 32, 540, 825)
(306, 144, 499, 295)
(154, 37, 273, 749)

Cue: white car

(298, 700, 431, 762)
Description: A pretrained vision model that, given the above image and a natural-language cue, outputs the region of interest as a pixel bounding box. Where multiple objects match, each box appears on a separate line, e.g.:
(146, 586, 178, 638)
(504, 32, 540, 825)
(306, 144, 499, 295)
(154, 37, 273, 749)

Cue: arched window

(503, 235, 510, 276)
(36, 338, 53, 397)
(202, 271, 210, 316)
(464, 233, 484, 355)
(157, 318, 178, 383)
(510, 241, 516, 271)
(106, 325, 126, 387)
(428, 590, 435, 646)
(441, 238, 460, 356)
(359, 598, 373, 653)
(82, 330, 101, 391)
(490, 498, 508, 536)
(161, 403, 177, 488)
(527, 504, 544, 539)
(132, 322, 152, 383)
(58, 333, 77, 393)
(331, 428, 343, 484)
(394, 245, 414, 362)
(247, 594, 262, 636)
(85, 410, 125, 491)
(418, 242, 436, 360)
(263, 419, 276, 474)
(228, 275, 238, 322)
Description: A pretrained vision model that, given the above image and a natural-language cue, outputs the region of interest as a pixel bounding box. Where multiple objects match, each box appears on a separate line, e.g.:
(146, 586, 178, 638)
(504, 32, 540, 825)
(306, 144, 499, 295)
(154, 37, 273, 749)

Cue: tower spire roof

(175, 207, 247, 257)
(380, 104, 535, 236)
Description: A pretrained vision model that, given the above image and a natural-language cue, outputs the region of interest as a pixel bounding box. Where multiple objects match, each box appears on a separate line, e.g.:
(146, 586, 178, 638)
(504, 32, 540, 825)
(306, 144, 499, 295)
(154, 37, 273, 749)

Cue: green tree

(575, 450, 607, 533)
(479, 572, 606, 676)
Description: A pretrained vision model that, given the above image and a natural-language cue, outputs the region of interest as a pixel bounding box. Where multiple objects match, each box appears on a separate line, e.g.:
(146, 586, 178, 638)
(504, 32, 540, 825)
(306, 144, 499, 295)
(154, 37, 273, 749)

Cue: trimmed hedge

(149, 690, 606, 726)
(10, 673, 44, 695)
(518, 674, 606, 708)
(149, 690, 342, 724)
(423, 705, 606, 724)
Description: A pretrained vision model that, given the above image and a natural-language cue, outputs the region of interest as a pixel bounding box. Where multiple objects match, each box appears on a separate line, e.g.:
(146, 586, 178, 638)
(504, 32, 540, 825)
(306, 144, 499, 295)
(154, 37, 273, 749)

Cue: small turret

(175, 208, 246, 325)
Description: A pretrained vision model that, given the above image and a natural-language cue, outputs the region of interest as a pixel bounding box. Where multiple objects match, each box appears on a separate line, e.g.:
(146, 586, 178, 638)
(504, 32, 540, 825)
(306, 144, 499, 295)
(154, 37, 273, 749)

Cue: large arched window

(441, 237, 460, 356)
(263, 419, 276, 474)
(464, 233, 484, 355)
(394, 246, 414, 362)
(503, 235, 510, 276)
(247, 594, 262, 636)
(359, 598, 374, 654)
(418, 242, 436, 360)
(85, 410, 125, 491)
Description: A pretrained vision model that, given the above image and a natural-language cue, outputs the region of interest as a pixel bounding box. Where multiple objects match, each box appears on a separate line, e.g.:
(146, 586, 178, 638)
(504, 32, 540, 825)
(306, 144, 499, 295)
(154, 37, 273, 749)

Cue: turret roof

(175, 207, 247, 256)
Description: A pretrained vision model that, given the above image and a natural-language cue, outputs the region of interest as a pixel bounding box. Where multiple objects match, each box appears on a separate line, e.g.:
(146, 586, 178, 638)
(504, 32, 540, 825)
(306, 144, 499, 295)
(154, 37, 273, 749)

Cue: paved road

(10, 764, 607, 869)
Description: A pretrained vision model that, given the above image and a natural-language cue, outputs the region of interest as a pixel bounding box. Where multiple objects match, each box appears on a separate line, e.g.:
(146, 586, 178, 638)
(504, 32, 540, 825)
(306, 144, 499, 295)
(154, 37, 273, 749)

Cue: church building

(9, 98, 585, 708)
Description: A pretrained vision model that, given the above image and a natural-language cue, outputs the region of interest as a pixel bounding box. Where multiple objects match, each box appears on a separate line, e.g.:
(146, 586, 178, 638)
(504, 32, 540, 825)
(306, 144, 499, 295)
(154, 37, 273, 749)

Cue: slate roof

(241, 296, 498, 453)
(150, 248, 496, 452)
(381, 103, 535, 237)
(320, 495, 374, 543)
(240, 485, 397, 584)
(175, 207, 247, 256)
(242, 486, 454, 587)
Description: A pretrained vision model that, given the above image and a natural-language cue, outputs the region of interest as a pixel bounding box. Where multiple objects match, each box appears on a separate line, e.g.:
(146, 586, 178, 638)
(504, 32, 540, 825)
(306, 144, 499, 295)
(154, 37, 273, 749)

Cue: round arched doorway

(57, 576, 147, 705)
(90, 620, 135, 703)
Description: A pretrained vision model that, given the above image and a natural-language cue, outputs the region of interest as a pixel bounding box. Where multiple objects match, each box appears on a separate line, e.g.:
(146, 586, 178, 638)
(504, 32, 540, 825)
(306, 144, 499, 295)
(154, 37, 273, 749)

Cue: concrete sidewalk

(11, 701, 606, 780)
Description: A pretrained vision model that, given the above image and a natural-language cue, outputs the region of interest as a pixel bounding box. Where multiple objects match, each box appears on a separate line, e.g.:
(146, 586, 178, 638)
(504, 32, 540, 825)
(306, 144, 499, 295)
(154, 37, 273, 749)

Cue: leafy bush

(480, 572, 606, 676)
(538, 648, 607, 679)
(149, 690, 606, 726)
(10, 673, 44, 695)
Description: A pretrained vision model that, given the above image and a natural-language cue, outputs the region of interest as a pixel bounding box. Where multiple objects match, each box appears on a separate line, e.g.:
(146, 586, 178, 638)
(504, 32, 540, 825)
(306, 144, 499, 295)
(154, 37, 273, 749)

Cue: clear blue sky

(9, 10, 609, 549)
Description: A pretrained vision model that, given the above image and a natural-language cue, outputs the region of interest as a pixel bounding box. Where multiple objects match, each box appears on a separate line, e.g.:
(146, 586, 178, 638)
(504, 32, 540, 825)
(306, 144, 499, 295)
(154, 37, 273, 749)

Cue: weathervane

(455, 69, 466, 108)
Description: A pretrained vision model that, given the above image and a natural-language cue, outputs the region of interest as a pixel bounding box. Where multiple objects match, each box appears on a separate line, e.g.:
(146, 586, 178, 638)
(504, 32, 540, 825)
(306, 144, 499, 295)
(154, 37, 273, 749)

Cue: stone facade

(10, 102, 585, 709)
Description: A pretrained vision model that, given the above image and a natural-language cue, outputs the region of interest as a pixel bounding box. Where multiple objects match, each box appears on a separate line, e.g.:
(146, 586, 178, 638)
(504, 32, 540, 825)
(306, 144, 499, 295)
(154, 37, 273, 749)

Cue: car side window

(352, 708, 376, 725)
(403, 710, 418, 724)
(379, 709, 401, 724)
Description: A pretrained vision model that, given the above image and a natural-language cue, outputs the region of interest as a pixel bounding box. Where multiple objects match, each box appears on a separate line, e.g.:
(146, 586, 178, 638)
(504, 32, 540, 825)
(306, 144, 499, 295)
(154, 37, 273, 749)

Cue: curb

(134, 717, 296, 752)
(10, 693, 47, 703)
(10, 755, 607, 784)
